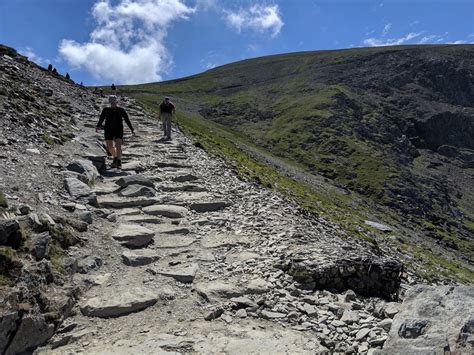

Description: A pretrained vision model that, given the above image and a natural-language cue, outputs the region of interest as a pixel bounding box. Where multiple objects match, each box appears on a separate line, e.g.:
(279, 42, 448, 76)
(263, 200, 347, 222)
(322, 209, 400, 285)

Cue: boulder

(0, 311, 19, 354)
(380, 285, 474, 354)
(5, 314, 55, 355)
(0, 219, 21, 246)
(64, 177, 98, 206)
(66, 159, 99, 183)
(77, 255, 103, 274)
(30, 232, 51, 260)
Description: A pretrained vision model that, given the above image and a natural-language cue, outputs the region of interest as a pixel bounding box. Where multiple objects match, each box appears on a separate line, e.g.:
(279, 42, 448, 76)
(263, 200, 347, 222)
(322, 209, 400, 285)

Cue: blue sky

(1, 0, 473, 85)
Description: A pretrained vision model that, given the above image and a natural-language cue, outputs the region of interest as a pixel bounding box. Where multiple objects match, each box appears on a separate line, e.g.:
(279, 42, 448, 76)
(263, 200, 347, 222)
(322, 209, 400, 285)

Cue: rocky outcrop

(380, 285, 474, 354)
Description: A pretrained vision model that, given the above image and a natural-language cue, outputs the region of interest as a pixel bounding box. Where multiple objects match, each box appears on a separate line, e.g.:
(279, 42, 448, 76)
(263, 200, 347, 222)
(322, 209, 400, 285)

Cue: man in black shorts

(96, 95, 134, 169)
(159, 97, 176, 140)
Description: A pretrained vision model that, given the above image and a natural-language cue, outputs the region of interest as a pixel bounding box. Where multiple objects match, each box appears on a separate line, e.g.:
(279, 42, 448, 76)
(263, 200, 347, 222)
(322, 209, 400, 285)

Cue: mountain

(1, 43, 473, 354)
(123, 45, 474, 283)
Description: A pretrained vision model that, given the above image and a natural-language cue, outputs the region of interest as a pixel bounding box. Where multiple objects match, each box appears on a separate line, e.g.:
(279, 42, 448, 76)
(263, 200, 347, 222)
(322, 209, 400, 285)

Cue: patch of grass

(48, 244, 65, 274)
(42, 133, 54, 145)
(413, 246, 474, 284)
(0, 274, 10, 286)
(0, 191, 7, 208)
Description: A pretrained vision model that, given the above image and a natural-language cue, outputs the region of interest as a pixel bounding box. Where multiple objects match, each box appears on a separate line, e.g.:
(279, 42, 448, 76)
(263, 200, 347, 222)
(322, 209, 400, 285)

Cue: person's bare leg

(115, 139, 123, 159)
(105, 140, 116, 157)
(115, 139, 123, 168)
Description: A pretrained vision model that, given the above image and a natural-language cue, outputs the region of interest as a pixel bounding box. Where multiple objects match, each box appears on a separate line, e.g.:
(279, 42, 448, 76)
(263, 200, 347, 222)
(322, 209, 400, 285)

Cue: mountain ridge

(123, 44, 474, 282)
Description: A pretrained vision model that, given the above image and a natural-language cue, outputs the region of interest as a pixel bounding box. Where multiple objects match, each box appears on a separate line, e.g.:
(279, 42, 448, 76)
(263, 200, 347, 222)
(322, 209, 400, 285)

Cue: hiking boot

(110, 157, 118, 168)
(117, 159, 122, 169)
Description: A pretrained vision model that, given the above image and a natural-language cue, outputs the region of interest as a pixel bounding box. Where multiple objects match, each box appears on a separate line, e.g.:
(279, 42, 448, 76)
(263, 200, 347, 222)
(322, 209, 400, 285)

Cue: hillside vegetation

(123, 45, 474, 283)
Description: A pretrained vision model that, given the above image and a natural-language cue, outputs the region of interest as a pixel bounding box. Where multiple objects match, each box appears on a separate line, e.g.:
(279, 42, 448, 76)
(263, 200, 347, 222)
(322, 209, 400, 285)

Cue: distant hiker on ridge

(159, 97, 176, 140)
(111, 83, 116, 92)
(96, 95, 134, 169)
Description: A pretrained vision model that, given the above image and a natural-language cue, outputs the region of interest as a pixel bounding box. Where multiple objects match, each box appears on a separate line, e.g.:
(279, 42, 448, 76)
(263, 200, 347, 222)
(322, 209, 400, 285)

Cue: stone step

(157, 184, 207, 193)
(142, 205, 189, 218)
(121, 249, 160, 266)
(156, 263, 199, 283)
(153, 235, 196, 249)
(115, 175, 156, 188)
(155, 162, 192, 169)
(98, 196, 161, 208)
(80, 289, 158, 318)
(121, 215, 163, 224)
(119, 185, 156, 198)
(189, 201, 231, 213)
(147, 224, 191, 235)
(111, 224, 155, 247)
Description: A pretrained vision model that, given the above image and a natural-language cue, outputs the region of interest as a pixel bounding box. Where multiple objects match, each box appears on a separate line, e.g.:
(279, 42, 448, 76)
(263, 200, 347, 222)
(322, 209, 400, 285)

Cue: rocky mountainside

(0, 44, 473, 354)
(124, 44, 474, 284)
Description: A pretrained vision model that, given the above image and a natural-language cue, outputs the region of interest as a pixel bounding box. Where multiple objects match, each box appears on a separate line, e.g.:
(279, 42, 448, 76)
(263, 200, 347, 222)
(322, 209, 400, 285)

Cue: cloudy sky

(1, 0, 473, 85)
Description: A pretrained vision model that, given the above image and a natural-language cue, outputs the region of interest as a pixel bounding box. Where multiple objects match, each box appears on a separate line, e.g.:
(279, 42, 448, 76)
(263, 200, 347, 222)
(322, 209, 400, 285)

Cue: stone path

(37, 98, 404, 354)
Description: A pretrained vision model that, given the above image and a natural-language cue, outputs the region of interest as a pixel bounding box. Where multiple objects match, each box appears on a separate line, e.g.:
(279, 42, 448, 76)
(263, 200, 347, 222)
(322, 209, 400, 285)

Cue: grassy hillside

(122, 45, 474, 283)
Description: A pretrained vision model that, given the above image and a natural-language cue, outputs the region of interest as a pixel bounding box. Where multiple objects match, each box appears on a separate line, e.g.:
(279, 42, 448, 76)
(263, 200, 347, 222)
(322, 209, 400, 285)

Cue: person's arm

(122, 108, 134, 133)
(96, 108, 106, 130)
(171, 103, 176, 114)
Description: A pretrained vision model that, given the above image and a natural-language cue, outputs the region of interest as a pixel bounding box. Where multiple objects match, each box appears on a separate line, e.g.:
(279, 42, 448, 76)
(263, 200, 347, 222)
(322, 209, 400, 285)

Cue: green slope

(122, 45, 474, 283)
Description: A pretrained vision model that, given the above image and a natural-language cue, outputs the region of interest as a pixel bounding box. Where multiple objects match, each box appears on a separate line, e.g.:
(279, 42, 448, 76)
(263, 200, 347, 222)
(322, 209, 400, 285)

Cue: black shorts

(104, 127, 123, 140)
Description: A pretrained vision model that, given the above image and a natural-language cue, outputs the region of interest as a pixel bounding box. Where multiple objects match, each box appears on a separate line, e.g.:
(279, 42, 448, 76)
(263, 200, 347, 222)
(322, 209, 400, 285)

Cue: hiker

(111, 83, 116, 92)
(159, 97, 176, 140)
(96, 95, 134, 169)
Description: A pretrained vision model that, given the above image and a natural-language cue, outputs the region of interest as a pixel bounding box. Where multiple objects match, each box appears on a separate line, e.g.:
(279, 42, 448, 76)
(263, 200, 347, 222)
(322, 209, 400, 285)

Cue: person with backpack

(159, 97, 176, 140)
(96, 95, 134, 169)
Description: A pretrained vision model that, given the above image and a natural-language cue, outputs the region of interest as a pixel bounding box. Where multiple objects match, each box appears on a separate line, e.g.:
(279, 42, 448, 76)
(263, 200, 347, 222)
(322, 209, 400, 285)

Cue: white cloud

(19, 47, 47, 65)
(417, 35, 444, 44)
(59, 0, 194, 84)
(363, 32, 421, 47)
(449, 40, 468, 44)
(225, 4, 283, 37)
(195, 0, 218, 11)
(382, 23, 392, 36)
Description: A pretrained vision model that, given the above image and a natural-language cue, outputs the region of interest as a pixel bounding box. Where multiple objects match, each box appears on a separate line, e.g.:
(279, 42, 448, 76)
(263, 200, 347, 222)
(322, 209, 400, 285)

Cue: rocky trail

(27, 98, 403, 354)
(1, 48, 473, 354)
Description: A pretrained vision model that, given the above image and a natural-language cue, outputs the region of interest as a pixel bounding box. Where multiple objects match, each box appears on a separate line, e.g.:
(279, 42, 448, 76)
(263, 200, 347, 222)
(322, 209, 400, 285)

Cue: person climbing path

(96, 95, 134, 169)
(158, 96, 176, 140)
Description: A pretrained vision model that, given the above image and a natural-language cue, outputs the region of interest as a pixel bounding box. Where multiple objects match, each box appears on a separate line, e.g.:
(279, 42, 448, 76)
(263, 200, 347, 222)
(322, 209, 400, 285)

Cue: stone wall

(286, 256, 403, 300)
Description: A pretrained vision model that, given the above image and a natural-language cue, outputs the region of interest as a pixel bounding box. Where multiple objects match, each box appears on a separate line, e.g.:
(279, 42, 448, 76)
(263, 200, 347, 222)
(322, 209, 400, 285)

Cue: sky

(1, 0, 473, 85)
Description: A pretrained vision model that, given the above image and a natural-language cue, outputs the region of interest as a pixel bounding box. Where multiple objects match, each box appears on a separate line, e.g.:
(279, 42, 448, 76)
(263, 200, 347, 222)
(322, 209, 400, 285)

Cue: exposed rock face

(5, 314, 55, 355)
(380, 285, 474, 354)
(0, 311, 19, 353)
(0, 219, 21, 246)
